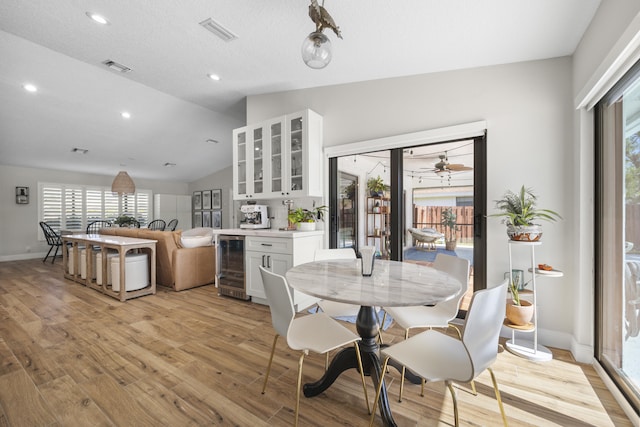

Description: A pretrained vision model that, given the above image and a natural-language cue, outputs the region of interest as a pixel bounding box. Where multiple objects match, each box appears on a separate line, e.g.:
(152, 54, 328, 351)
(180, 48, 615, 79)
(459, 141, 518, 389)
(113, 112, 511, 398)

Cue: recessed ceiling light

(23, 83, 37, 93)
(86, 12, 109, 25)
(207, 73, 221, 81)
(121, 112, 131, 119)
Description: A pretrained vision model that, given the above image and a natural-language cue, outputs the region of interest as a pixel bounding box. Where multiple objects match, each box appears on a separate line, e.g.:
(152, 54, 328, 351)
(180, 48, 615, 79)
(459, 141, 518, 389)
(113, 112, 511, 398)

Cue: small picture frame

(193, 211, 202, 228)
(212, 210, 222, 229)
(16, 186, 29, 204)
(212, 189, 222, 209)
(193, 191, 202, 210)
(202, 190, 212, 210)
(202, 210, 212, 228)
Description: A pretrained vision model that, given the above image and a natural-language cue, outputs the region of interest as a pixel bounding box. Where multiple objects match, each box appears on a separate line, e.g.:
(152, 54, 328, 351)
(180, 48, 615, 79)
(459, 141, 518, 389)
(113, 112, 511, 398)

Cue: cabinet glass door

(271, 122, 282, 194)
(236, 130, 247, 197)
(253, 127, 263, 196)
(290, 116, 303, 193)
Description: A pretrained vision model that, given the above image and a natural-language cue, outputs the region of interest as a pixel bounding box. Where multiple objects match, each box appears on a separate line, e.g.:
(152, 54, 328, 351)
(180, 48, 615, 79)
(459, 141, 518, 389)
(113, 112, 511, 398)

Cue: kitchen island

(212, 228, 324, 311)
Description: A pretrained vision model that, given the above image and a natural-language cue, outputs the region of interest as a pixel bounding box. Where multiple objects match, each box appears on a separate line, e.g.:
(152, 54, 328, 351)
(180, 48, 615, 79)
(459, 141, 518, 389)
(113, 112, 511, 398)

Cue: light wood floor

(0, 258, 633, 426)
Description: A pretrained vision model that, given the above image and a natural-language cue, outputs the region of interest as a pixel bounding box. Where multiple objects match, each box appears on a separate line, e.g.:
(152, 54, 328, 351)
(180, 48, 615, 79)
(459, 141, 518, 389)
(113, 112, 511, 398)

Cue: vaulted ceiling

(0, 0, 600, 182)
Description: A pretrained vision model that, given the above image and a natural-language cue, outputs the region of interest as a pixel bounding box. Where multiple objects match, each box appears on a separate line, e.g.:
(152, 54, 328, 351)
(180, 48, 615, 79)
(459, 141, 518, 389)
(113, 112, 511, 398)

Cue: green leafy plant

(367, 176, 386, 195)
(287, 206, 327, 224)
(441, 208, 458, 243)
(114, 215, 138, 227)
(493, 185, 562, 226)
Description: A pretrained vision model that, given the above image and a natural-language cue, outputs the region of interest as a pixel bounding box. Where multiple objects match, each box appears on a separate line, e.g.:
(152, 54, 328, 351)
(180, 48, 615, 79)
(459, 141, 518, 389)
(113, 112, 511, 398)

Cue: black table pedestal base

(302, 306, 397, 427)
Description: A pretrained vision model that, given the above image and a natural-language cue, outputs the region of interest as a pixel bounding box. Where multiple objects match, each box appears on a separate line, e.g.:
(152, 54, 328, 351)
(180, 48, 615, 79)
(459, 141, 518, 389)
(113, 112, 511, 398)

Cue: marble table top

(286, 259, 461, 307)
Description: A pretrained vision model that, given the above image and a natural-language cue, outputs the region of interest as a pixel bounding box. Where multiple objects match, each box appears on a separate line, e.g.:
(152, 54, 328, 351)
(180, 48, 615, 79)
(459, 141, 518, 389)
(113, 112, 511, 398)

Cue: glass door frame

(326, 123, 487, 290)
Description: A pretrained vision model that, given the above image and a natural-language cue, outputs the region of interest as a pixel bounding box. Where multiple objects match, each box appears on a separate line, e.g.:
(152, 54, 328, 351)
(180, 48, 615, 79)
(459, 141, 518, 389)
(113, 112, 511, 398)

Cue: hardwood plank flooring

(0, 258, 633, 426)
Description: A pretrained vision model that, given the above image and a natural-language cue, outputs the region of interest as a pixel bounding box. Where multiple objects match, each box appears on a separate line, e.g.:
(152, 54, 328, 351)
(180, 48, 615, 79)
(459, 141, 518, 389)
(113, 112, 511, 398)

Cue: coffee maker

(240, 204, 270, 229)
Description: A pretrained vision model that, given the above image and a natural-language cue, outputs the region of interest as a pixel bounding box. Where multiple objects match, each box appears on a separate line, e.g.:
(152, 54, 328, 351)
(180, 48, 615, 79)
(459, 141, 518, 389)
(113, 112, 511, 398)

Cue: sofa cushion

(181, 234, 213, 248)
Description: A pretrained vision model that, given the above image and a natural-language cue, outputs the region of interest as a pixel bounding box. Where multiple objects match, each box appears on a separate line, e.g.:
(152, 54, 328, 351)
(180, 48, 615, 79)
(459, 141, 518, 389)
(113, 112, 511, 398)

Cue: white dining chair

(259, 266, 370, 426)
(313, 248, 362, 318)
(369, 280, 509, 427)
(380, 253, 470, 400)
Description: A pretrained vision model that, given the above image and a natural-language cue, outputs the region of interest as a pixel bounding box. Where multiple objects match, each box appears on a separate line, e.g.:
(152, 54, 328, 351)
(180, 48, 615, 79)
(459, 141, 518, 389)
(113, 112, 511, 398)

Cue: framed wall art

(15, 186, 29, 204)
(202, 210, 212, 228)
(212, 189, 222, 209)
(193, 211, 202, 228)
(202, 190, 212, 210)
(193, 191, 202, 210)
(212, 210, 222, 229)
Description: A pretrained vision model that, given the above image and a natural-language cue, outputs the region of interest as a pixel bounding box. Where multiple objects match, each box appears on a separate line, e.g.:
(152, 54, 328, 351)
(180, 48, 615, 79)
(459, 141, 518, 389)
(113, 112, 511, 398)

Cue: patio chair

(39, 222, 62, 263)
(409, 227, 444, 250)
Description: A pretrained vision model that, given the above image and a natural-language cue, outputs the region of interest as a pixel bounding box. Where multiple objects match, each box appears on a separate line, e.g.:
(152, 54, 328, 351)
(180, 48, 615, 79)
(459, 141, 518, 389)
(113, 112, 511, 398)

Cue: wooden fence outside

(413, 205, 474, 244)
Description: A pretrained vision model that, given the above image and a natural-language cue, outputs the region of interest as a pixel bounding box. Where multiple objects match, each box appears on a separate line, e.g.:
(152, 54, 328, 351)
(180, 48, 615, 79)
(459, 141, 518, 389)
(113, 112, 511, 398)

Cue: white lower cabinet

(245, 234, 321, 312)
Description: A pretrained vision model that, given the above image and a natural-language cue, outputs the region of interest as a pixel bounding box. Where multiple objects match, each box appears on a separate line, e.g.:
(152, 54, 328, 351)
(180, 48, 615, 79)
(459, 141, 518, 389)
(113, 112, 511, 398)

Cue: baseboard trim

(0, 252, 49, 262)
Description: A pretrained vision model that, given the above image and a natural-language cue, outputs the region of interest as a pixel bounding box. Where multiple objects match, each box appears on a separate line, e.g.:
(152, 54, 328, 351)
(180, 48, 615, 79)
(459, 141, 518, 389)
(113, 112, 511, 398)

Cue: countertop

(211, 228, 325, 238)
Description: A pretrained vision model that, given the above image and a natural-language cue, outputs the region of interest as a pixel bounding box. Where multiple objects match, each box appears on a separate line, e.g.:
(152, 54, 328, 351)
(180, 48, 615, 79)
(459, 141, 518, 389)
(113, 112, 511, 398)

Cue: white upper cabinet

(233, 109, 323, 200)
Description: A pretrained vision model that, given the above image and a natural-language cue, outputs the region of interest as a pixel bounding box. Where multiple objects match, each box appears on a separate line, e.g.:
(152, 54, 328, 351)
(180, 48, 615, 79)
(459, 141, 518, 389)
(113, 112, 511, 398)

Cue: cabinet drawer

(245, 236, 292, 254)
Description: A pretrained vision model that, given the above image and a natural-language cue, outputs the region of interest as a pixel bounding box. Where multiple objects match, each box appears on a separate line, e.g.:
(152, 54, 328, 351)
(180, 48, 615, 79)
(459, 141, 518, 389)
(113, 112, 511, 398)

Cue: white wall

(188, 166, 235, 229)
(247, 57, 575, 351)
(0, 164, 188, 260)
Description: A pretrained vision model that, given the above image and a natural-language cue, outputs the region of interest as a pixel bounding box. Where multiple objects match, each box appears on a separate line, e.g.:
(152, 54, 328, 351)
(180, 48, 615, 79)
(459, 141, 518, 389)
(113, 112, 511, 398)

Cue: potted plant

(367, 176, 386, 197)
(114, 215, 138, 228)
(441, 207, 459, 251)
(505, 275, 534, 326)
(493, 185, 562, 241)
(287, 205, 327, 231)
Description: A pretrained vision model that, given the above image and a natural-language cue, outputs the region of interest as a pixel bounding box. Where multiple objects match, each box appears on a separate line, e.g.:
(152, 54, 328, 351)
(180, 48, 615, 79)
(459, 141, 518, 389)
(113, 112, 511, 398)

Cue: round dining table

(286, 258, 462, 427)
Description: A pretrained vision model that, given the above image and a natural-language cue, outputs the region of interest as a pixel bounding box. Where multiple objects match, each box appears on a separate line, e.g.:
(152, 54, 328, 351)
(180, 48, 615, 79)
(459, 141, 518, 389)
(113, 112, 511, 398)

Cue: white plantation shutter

(86, 188, 103, 221)
(104, 191, 120, 221)
(136, 192, 150, 226)
(41, 185, 62, 231)
(38, 182, 153, 238)
(64, 187, 83, 231)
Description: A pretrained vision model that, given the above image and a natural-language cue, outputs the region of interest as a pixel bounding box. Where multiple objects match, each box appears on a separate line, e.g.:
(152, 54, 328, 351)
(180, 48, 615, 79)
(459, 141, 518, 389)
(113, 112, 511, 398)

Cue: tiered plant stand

(504, 240, 563, 361)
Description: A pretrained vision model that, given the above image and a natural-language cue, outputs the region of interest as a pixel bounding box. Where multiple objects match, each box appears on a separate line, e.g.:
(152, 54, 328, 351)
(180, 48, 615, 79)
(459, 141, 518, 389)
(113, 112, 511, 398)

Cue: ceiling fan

(433, 153, 472, 174)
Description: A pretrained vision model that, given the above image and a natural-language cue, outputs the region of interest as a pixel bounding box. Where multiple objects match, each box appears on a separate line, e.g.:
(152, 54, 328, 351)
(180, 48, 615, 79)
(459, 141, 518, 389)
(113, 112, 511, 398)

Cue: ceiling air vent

(102, 60, 132, 73)
(199, 18, 238, 42)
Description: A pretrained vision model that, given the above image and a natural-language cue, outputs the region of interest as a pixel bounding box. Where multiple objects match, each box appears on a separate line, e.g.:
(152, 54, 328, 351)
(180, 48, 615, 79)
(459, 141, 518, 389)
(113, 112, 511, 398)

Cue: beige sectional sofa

(98, 228, 216, 291)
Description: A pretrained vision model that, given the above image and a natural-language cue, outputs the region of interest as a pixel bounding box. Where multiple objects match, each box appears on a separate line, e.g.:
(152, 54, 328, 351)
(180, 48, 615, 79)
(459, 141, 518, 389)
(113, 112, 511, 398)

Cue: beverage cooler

(218, 235, 249, 300)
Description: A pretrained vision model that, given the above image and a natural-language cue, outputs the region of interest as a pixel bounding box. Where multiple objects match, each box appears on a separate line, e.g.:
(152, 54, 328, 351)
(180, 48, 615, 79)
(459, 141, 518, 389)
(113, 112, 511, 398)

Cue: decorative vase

(296, 222, 316, 231)
(507, 224, 543, 241)
(505, 300, 534, 326)
(445, 240, 457, 251)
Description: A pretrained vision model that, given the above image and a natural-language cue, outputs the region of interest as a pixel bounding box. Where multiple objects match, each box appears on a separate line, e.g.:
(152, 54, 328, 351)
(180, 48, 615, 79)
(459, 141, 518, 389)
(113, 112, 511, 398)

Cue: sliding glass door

(595, 62, 640, 411)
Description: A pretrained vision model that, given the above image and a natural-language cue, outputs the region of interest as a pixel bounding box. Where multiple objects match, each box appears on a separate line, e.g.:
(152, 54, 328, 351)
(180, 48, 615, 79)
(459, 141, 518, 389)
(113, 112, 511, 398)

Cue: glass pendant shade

(301, 32, 332, 69)
(111, 171, 136, 194)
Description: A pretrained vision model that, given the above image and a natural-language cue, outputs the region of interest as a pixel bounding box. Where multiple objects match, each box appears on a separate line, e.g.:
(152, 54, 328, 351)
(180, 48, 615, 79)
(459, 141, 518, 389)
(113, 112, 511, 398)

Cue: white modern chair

(259, 266, 370, 426)
(380, 253, 470, 400)
(314, 248, 361, 318)
(370, 280, 509, 427)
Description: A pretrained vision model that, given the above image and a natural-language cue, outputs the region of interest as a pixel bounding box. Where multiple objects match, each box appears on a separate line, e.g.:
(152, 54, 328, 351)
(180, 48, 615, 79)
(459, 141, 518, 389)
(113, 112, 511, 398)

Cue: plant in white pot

(288, 205, 327, 231)
(493, 185, 562, 242)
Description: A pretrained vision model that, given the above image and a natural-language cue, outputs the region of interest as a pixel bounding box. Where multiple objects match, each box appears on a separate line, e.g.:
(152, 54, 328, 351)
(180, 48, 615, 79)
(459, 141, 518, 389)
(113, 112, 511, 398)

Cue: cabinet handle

(261, 243, 273, 246)
(267, 255, 271, 268)
(262, 255, 266, 267)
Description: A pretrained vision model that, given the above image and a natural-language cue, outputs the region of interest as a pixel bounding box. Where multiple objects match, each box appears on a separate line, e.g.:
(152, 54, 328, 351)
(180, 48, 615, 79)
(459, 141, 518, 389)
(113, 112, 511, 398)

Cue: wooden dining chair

(370, 280, 509, 427)
(166, 218, 178, 231)
(259, 266, 370, 426)
(86, 220, 112, 234)
(380, 253, 470, 400)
